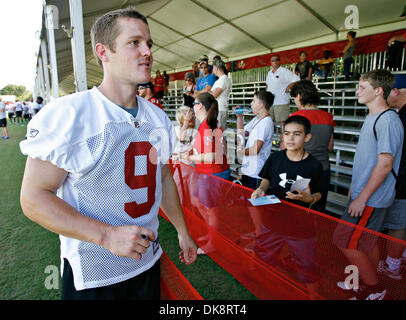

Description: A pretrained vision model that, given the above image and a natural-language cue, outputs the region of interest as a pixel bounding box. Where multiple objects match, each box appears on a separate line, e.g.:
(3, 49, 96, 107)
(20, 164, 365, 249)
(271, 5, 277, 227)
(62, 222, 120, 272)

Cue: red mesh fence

(160, 251, 203, 300)
(165, 161, 406, 300)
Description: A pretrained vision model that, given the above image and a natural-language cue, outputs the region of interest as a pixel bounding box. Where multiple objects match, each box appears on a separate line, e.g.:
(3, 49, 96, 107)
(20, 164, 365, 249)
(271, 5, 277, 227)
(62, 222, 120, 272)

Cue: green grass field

(0, 122, 256, 300)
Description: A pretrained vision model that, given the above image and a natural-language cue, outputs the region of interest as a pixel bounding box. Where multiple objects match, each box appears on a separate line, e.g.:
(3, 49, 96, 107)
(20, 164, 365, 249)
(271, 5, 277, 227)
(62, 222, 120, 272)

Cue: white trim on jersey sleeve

(20, 91, 97, 174)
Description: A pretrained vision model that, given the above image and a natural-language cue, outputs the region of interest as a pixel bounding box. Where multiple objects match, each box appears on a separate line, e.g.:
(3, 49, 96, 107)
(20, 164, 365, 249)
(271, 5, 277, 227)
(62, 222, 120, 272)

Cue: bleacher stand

(162, 48, 406, 217)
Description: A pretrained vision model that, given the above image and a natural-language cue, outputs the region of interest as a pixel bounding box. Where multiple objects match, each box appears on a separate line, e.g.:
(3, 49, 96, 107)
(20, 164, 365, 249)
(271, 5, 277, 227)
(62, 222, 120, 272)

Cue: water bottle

(234, 107, 251, 115)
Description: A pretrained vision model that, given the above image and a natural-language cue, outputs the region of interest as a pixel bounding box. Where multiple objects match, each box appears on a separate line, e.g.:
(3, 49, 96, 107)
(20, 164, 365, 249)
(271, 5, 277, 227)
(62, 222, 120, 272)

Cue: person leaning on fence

(180, 92, 230, 255)
(235, 90, 275, 190)
(288, 80, 336, 213)
(19, 7, 197, 300)
(333, 69, 404, 300)
(172, 106, 197, 164)
(377, 73, 406, 280)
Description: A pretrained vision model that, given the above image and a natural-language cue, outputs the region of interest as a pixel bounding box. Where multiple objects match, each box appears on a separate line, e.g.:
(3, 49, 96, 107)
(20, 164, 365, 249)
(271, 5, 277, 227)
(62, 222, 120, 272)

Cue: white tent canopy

(35, 0, 406, 97)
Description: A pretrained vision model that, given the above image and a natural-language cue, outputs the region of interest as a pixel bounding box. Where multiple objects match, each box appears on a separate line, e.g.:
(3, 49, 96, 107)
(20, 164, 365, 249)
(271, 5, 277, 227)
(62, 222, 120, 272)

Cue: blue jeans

(344, 57, 353, 81)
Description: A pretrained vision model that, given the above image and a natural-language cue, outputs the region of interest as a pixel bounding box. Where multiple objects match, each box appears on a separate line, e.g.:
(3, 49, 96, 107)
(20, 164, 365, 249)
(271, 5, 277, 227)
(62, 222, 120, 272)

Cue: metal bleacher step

(330, 173, 352, 189)
(326, 191, 348, 216)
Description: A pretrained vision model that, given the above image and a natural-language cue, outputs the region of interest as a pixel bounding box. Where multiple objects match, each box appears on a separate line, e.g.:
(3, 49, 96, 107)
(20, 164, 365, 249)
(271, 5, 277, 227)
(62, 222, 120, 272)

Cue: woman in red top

(183, 92, 230, 177)
(181, 92, 230, 254)
(153, 70, 165, 99)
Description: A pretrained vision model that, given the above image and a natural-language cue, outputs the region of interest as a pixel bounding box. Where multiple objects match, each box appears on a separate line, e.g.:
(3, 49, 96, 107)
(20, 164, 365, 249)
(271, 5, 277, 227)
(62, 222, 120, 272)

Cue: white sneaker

(377, 260, 402, 280)
(336, 281, 363, 293)
(365, 290, 386, 300)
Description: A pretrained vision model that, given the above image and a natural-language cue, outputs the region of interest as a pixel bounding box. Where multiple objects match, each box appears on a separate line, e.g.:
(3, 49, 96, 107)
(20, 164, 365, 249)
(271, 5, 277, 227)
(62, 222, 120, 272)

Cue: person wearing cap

(377, 74, 406, 280)
(194, 60, 216, 97)
(210, 59, 232, 131)
(387, 5, 406, 46)
(183, 72, 196, 108)
(198, 55, 213, 77)
(138, 82, 163, 110)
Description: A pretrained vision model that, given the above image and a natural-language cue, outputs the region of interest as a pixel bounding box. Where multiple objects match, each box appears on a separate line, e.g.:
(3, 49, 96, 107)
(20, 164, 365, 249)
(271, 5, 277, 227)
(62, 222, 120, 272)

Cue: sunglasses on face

(271, 58, 280, 62)
(193, 101, 200, 105)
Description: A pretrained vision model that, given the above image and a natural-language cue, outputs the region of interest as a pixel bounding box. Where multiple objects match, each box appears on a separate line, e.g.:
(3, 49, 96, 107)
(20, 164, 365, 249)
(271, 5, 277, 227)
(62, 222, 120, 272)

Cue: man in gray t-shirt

(333, 70, 404, 300)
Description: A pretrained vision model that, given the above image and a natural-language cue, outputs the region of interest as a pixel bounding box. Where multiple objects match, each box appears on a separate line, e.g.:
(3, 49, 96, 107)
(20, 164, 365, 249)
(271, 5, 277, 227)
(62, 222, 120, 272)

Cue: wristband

(308, 194, 317, 209)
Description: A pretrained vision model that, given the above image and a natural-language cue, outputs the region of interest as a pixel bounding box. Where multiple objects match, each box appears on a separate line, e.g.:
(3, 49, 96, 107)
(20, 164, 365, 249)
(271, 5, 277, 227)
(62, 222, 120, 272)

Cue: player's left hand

(178, 232, 198, 265)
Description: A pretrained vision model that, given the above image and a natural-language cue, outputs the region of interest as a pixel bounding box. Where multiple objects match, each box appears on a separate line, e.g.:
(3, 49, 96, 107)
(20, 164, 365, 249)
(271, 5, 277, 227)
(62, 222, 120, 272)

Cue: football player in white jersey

(20, 8, 197, 300)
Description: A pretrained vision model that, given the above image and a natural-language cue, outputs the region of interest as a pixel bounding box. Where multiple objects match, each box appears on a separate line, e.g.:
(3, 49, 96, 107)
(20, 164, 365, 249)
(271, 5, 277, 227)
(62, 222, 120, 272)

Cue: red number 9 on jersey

(124, 141, 157, 218)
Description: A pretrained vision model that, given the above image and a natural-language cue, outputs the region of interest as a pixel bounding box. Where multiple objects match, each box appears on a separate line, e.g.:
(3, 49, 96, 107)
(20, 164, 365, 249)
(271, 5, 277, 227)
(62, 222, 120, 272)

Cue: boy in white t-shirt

(236, 90, 275, 189)
(19, 8, 197, 300)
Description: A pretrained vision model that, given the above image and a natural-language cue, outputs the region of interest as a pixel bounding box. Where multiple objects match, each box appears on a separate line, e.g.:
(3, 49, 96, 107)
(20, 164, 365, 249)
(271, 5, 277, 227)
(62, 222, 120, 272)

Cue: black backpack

(373, 108, 399, 179)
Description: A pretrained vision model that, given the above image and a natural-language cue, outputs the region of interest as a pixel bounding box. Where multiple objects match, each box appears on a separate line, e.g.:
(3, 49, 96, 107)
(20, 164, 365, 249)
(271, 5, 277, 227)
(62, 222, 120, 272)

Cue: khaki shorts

(218, 110, 228, 131)
(269, 104, 290, 123)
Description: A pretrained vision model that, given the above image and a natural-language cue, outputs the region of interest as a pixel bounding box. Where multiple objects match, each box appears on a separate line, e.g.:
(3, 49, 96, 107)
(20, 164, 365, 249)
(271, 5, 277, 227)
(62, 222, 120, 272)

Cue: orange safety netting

(160, 251, 203, 300)
(164, 161, 406, 300)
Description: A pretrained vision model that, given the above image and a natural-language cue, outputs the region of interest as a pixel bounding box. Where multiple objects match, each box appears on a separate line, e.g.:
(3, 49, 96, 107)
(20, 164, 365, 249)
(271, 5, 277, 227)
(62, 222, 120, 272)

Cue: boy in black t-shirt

(252, 115, 324, 211)
(249, 115, 324, 296)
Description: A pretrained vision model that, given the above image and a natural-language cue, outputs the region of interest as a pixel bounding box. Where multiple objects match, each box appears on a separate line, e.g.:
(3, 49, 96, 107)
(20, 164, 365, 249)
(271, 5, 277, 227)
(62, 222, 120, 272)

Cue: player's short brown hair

(90, 8, 148, 67)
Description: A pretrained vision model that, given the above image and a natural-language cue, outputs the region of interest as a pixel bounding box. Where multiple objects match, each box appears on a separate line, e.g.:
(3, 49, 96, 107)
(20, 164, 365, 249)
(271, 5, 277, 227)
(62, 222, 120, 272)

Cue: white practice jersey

(20, 87, 176, 290)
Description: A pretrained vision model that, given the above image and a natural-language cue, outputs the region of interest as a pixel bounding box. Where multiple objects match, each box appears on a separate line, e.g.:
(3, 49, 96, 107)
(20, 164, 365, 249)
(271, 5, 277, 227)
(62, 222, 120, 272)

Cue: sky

(0, 0, 43, 92)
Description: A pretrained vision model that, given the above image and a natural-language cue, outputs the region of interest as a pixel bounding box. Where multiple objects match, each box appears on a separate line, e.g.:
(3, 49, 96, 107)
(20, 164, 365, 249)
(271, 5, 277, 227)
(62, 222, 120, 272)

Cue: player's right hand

(100, 225, 155, 260)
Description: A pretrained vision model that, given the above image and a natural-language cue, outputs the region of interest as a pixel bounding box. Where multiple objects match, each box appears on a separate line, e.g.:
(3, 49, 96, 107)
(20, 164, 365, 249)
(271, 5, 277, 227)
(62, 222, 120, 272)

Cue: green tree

(0, 84, 32, 101)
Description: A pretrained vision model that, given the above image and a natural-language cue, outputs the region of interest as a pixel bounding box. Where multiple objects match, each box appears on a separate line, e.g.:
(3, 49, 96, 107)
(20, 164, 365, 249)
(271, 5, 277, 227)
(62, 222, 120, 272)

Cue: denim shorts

(383, 199, 406, 230)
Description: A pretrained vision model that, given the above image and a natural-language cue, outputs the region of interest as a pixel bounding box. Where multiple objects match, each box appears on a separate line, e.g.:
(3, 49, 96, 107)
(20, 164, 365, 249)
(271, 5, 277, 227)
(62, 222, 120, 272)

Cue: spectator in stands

(377, 73, 406, 280)
(192, 61, 199, 79)
(342, 31, 357, 81)
(210, 59, 232, 131)
(295, 51, 313, 80)
(137, 82, 163, 110)
(236, 90, 275, 190)
(314, 50, 334, 81)
(181, 92, 230, 255)
(266, 54, 300, 133)
(387, 5, 406, 46)
(333, 69, 404, 300)
(198, 54, 213, 77)
(289, 80, 335, 212)
(153, 70, 165, 99)
(183, 72, 196, 108)
(181, 92, 229, 177)
(194, 60, 216, 97)
(0, 98, 9, 139)
(163, 71, 170, 96)
(172, 106, 197, 164)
